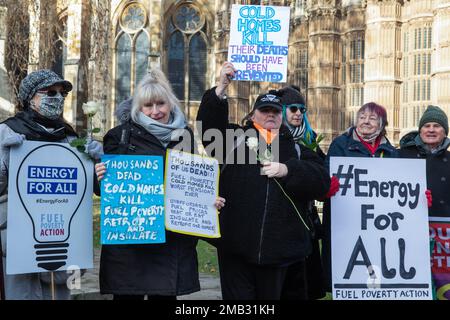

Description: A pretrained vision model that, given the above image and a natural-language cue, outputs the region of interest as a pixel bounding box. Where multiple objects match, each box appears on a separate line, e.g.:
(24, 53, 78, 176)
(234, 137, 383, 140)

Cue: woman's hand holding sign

(95, 162, 106, 181)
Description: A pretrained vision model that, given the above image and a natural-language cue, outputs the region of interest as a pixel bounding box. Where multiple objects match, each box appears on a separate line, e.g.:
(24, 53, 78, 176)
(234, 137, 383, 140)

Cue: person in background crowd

(276, 85, 338, 300)
(279, 85, 325, 158)
(322, 102, 397, 292)
(196, 61, 330, 300)
(0, 69, 103, 300)
(399, 105, 449, 300)
(95, 68, 225, 300)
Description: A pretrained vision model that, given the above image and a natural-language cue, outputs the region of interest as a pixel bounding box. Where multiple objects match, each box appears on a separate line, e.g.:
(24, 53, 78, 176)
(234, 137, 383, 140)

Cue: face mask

(38, 94, 65, 120)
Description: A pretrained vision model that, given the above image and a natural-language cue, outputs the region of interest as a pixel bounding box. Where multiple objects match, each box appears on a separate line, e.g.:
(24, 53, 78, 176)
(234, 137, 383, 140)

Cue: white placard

(228, 4, 290, 83)
(165, 149, 220, 238)
(330, 157, 432, 300)
(6, 141, 93, 275)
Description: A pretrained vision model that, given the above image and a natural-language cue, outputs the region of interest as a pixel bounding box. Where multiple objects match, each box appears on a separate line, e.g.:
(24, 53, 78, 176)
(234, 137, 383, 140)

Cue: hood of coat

(115, 98, 133, 124)
(399, 131, 419, 148)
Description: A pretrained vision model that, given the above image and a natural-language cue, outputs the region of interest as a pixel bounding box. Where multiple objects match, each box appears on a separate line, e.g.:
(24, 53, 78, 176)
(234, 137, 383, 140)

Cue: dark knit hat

(419, 105, 448, 135)
(18, 69, 72, 106)
(277, 85, 306, 106)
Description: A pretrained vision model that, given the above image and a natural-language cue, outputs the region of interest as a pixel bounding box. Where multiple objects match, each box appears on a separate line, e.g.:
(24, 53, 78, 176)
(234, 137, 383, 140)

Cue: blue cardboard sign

(100, 155, 165, 245)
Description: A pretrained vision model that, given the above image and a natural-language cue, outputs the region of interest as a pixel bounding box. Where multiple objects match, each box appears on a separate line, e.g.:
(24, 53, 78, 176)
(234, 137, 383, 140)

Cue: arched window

(189, 33, 207, 101)
(349, 35, 365, 107)
(166, 3, 208, 107)
(114, 2, 149, 107)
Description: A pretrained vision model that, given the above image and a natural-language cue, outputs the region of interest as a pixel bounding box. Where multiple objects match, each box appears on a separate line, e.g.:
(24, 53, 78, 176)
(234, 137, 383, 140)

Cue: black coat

(399, 131, 450, 218)
(99, 120, 200, 296)
(197, 88, 330, 266)
(321, 128, 398, 291)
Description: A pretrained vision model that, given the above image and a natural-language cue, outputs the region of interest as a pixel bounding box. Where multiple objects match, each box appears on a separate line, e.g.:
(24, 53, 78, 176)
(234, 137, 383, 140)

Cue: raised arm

(197, 62, 237, 134)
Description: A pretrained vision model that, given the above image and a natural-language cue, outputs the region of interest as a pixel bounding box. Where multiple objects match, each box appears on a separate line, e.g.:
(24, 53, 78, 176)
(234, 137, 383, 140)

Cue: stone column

(307, 1, 342, 148)
(288, 1, 309, 95)
(364, 0, 403, 143)
(341, 1, 366, 134)
(149, 0, 162, 70)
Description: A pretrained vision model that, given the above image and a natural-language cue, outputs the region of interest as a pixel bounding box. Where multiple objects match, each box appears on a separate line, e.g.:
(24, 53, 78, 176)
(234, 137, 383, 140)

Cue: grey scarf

(136, 106, 187, 147)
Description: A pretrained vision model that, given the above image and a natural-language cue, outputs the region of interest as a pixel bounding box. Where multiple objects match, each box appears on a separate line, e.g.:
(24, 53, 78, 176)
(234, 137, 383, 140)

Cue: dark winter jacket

(99, 119, 200, 296)
(196, 88, 330, 266)
(322, 127, 398, 291)
(292, 139, 327, 300)
(399, 131, 450, 218)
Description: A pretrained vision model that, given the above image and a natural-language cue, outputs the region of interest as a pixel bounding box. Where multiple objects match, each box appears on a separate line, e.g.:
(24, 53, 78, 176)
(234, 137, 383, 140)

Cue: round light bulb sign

(6, 141, 94, 274)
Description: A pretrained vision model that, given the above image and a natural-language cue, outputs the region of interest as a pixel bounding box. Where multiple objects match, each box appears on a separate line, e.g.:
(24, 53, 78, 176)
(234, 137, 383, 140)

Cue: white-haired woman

(95, 69, 224, 300)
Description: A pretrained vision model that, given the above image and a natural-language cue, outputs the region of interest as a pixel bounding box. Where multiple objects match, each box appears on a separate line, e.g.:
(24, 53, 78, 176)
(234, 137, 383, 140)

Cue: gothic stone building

(0, 0, 449, 148)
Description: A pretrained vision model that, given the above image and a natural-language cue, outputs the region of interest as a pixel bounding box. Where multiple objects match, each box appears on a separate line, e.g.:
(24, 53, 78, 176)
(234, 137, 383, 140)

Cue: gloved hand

(1, 133, 25, 148)
(325, 176, 340, 198)
(317, 176, 339, 201)
(85, 139, 104, 160)
(261, 162, 288, 178)
(425, 189, 432, 208)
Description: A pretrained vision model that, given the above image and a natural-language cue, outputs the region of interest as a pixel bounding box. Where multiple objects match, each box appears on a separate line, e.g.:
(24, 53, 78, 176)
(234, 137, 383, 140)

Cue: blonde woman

(95, 69, 224, 300)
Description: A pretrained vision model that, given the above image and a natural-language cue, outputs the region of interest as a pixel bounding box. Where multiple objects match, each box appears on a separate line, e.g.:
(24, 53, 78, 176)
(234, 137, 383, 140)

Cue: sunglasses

(286, 104, 307, 114)
(37, 90, 69, 98)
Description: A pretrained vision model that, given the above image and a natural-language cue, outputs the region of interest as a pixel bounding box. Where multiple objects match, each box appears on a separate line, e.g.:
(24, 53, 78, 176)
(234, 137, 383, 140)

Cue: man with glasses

(0, 69, 103, 299)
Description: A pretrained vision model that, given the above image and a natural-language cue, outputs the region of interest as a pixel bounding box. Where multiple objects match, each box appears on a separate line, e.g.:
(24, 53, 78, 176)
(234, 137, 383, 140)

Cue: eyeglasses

(37, 90, 69, 98)
(286, 104, 307, 114)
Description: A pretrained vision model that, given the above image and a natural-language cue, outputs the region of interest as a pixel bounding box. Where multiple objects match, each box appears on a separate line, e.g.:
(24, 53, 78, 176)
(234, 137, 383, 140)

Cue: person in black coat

(196, 61, 330, 300)
(399, 105, 450, 300)
(322, 102, 398, 292)
(94, 69, 225, 300)
(275, 85, 328, 300)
